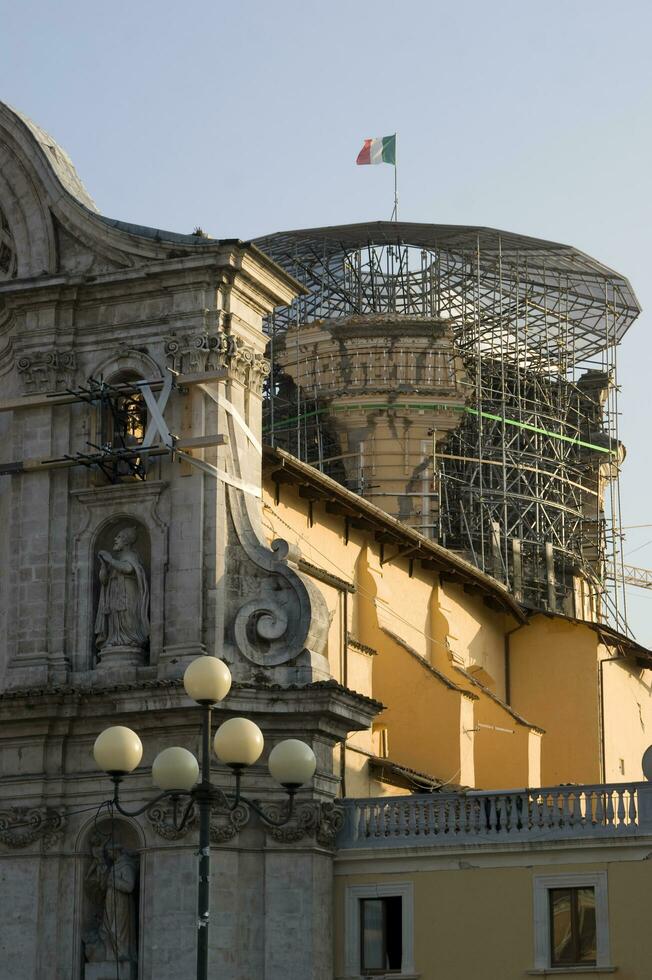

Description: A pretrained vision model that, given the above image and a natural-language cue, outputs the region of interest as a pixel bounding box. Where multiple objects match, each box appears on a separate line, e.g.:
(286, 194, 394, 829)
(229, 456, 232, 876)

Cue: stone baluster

(432, 798, 442, 837)
(408, 802, 418, 836)
(605, 791, 615, 827)
(595, 790, 605, 827)
(368, 803, 379, 838)
(616, 789, 626, 827)
(560, 789, 570, 829)
(487, 796, 498, 834)
(628, 786, 638, 825)
(400, 801, 410, 836)
(390, 801, 401, 838)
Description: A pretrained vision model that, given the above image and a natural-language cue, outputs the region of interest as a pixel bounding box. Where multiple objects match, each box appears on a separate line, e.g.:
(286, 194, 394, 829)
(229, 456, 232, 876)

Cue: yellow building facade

(334, 839, 652, 979)
(262, 447, 652, 796)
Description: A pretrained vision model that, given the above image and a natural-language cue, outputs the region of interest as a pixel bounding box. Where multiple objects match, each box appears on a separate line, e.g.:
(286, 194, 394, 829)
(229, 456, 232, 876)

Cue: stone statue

(94, 526, 149, 664)
(83, 841, 138, 979)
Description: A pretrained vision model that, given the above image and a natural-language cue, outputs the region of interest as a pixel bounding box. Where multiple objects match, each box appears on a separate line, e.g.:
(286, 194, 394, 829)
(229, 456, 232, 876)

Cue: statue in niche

(83, 839, 138, 979)
(94, 525, 149, 664)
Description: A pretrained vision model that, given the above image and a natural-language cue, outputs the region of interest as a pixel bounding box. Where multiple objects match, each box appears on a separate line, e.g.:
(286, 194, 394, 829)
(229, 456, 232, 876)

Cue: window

(360, 897, 402, 973)
(344, 882, 414, 978)
(533, 873, 611, 972)
(549, 887, 596, 967)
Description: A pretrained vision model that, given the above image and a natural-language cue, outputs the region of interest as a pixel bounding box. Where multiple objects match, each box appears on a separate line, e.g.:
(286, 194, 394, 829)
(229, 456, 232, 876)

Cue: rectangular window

(549, 887, 597, 967)
(360, 896, 402, 973)
(533, 874, 609, 972)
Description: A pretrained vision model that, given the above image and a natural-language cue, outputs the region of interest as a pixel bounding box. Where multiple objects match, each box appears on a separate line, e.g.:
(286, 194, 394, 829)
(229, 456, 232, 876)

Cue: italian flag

(356, 134, 396, 166)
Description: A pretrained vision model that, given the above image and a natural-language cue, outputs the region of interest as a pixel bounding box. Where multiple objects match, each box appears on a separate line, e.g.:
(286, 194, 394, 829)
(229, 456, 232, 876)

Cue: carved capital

(16, 349, 76, 392)
(164, 331, 269, 391)
(0, 806, 67, 849)
(250, 351, 271, 395)
(164, 331, 229, 376)
(262, 801, 344, 848)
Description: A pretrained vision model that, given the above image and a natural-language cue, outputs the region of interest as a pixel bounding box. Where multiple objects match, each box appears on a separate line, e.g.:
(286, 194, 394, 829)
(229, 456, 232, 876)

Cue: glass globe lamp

(93, 726, 143, 775)
(268, 739, 317, 788)
(214, 717, 264, 767)
(183, 655, 232, 704)
(152, 746, 199, 792)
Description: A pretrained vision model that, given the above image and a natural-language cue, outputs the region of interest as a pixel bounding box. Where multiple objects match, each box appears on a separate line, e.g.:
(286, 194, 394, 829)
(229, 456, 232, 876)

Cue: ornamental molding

(0, 806, 67, 849)
(228, 529, 330, 673)
(16, 349, 76, 392)
(146, 798, 250, 843)
(263, 801, 344, 848)
(146, 800, 197, 840)
(209, 800, 250, 843)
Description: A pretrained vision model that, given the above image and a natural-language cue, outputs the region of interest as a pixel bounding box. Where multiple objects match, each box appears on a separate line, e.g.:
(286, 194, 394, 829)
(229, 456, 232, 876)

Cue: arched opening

(98, 371, 148, 481)
(80, 817, 141, 979)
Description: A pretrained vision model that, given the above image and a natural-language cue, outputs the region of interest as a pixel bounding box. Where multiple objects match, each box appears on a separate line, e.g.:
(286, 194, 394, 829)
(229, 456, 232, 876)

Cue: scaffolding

(255, 222, 640, 630)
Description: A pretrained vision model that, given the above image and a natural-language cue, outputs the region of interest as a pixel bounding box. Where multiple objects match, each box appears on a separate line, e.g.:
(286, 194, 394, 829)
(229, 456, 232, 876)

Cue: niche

(81, 818, 141, 980)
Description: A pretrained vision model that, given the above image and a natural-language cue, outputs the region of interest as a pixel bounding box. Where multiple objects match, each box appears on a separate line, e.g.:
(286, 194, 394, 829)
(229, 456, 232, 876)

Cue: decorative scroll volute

(261, 801, 344, 848)
(0, 806, 66, 849)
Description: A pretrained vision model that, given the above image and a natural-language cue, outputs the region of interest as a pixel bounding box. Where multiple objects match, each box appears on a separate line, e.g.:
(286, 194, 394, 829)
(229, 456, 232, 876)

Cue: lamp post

(92, 655, 317, 980)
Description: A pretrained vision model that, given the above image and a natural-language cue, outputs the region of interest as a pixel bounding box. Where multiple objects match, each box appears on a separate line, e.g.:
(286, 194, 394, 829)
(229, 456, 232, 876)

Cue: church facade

(1, 101, 651, 979)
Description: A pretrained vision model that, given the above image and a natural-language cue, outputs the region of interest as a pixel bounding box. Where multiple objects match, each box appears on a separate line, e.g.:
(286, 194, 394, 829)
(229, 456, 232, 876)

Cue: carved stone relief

(222, 363, 331, 682)
(262, 801, 344, 848)
(164, 331, 270, 393)
(0, 805, 66, 849)
(146, 797, 250, 843)
(227, 489, 331, 682)
(16, 349, 76, 392)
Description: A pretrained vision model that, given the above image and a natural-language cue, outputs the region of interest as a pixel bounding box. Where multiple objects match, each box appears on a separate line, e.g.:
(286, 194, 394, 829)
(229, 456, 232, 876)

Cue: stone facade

(0, 102, 378, 979)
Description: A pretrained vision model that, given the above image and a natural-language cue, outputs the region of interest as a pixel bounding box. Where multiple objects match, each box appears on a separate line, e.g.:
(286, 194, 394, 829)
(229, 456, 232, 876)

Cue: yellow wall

(335, 855, 652, 980)
(440, 581, 508, 699)
(262, 475, 650, 795)
(509, 616, 602, 785)
(470, 687, 535, 790)
(602, 650, 652, 781)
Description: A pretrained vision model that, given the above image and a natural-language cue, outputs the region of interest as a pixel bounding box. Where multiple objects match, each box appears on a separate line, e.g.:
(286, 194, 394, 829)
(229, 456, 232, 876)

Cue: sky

(2, 0, 652, 640)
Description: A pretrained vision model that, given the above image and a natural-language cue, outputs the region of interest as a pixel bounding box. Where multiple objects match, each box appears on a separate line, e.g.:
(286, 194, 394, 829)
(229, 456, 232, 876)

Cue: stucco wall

(509, 616, 602, 784)
(262, 479, 544, 791)
(440, 581, 508, 698)
(602, 650, 652, 781)
(335, 854, 652, 980)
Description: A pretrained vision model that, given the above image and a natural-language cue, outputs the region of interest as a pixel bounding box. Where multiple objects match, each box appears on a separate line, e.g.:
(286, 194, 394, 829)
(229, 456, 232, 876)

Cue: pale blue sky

(2, 0, 652, 640)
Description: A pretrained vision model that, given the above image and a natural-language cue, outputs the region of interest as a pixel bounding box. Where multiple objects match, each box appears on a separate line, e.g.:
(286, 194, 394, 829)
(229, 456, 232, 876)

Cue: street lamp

(92, 654, 316, 980)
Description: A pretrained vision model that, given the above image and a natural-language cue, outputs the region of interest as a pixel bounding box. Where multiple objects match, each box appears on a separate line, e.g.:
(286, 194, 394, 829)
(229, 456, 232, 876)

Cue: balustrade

(338, 782, 650, 849)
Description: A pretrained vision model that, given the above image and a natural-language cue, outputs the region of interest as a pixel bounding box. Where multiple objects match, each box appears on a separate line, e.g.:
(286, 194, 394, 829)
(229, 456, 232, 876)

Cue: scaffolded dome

(256, 222, 640, 625)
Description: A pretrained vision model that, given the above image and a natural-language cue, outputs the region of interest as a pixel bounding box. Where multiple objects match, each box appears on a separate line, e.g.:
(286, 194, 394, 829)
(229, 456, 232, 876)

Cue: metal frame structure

(255, 222, 641, 629)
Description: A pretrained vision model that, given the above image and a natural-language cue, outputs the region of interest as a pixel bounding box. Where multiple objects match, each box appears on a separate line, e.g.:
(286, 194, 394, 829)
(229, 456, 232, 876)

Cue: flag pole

(392, 134, 398, 221)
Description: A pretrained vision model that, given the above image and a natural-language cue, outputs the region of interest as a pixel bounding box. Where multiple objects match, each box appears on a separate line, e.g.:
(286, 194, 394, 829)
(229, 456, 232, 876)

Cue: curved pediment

(0, 102, 60, 279)
(0, 102, 212, 280)
(6, 104, 98, 214)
